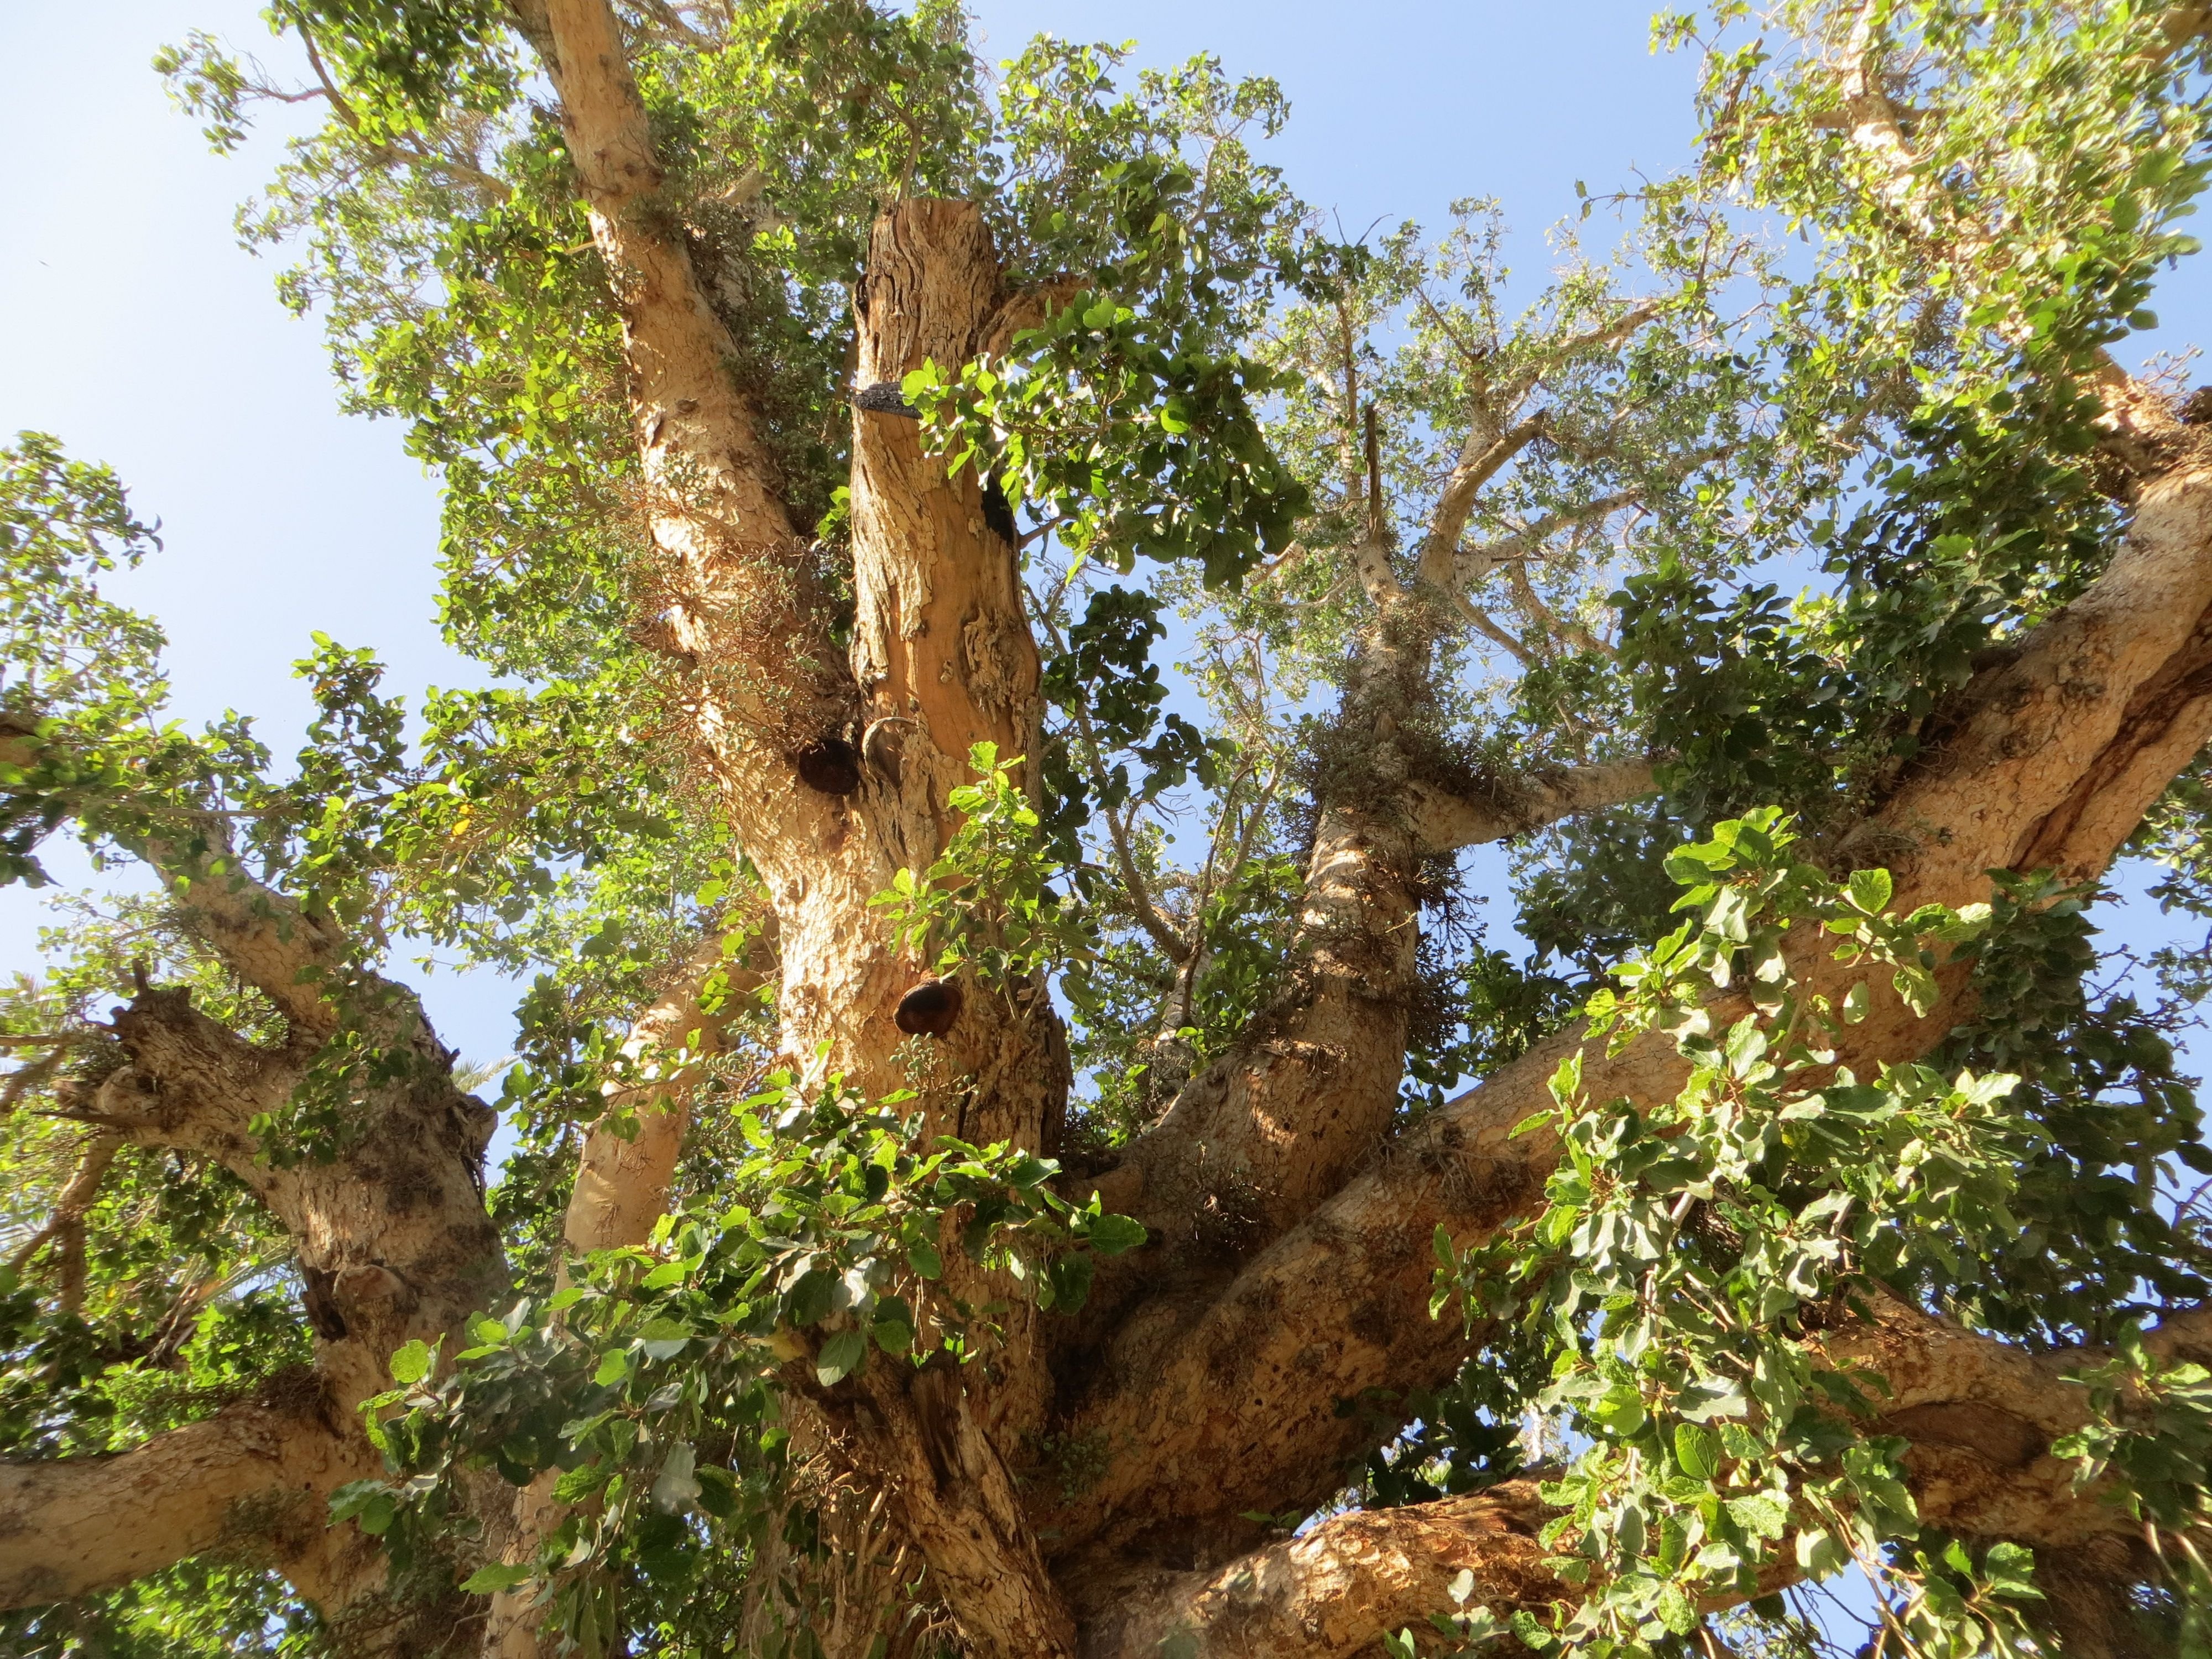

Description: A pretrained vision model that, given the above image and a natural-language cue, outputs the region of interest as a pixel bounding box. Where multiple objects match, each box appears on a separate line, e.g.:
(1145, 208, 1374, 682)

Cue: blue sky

(3, 0, 2209, 1079)
(0, 0, 1704, 1064)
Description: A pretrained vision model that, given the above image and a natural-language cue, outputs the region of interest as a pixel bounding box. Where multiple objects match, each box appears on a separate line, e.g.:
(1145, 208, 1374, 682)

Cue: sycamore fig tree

(10, 0, 2212, 1654)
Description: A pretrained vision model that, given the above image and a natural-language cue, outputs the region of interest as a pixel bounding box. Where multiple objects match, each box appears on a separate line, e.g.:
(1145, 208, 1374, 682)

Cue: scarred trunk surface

(12, 6, 2212, 1658)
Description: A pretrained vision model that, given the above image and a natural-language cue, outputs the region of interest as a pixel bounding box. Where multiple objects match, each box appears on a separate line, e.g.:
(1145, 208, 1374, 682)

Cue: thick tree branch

(142, 817, 350, 1037)
(1083, 753, 1655, 1260)
(56, 965, 507, 1431)
(0, 1385, 373, 1610)
(536, 0, 796, 544)
(1051, 439, 2212, 1558)
(1078, 1483, 1561, 1659)
(533, 0, 849, 771)
(486, 931, 763, 1655)
(8, 1130, 123, 1309)
(1, 725, 348, 1034)
(844, 202, 1042, 865)
(1835, 1298, 2212, 1548)
(560, 931, 757, 1255)
(1087, 802, 1427, 1249)
(1073, 1301, 2212, 1659)
(827, 1361, 1079, 1659)
(1407, 757, 1658, 854)
(1417, 414, 1550, 594)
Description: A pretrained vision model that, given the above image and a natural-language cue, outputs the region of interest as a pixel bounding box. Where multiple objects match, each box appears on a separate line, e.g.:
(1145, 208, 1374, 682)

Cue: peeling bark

(0, 798, 510, 1650)
(529, 11, 1074, 1641)
(1079, 1484, 1561, 1659)
(1095, 758, 1659, 1262)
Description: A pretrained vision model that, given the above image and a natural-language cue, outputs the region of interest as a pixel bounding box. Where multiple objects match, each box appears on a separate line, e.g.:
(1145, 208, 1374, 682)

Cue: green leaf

(388, 1339, 433, 1386)
(1084, 1212, 1148, 1256)
(331, 1482, 399, 1536)
(1847, 867, 1893, 915)
(1047, 1251, 1095, 1312)
(460, 1562, 535, 1595)
(554, 1461, 611, 1504)
(786, 1267, 838, 1327)
(1796, 1527, 1850, 1578)
(1983, 1540, 2043, 1599)
(1727, 1492, 1788, 1540)
(1673, 1422, 1720, 1481)
(816, 1329, 868, 1385)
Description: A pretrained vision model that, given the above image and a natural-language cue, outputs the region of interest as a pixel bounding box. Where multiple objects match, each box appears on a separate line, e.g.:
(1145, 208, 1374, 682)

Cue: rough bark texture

(521, 8, 1076, 1650)
(0, 797, 512, 1655)
(1079, 1484, 1562, 1659)
(484, 934, 757, 1656)
(1024, 417, 2212, 1589)
(560, 933, 752, 1257)
(11, 6, 2212, 1658)
(1065, 1301, 2212, 1659)
(0, 1386, 373, 1608)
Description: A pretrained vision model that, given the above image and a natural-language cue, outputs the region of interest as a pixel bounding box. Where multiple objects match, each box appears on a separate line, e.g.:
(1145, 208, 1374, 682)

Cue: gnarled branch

(1051, 436, 2212, 1557)
(0, 1385, 371, 1610)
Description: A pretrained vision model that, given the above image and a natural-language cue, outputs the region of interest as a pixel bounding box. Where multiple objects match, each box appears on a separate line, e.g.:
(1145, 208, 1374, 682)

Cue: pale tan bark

(142, 815, 352, 1037)
(1078, 1484, 1561, 1659)
(7, 1129, 123, 1310)
(794, 1360, 1079, 1659)
(1836, 1298, 2212, 1548)
(1417, 414, 1554, 592)
(1092, 805, 1422, 1249)
(75, 985, 504, 1416)
(535, 0, 810, 566)
(529, 0, 857, 895)
(0, 1386, 377, 1610)
(1091, 758, 1658, 1256)
(526, 7, 1061, 1161)
(848, 202, 1042, 785)
(1404, 759, 1659, 856)
(1042, 424, 2212, 1569)
(484, 933, 750, 1657)
(526, 12, 1075, 1646)
(40, 8, 2191, 1655)
(560, 932, 753, 1256)
(0, 776, 510, 1650)
(1071, 1302, 2212, 1659)
(781, 198, 1064, 1165)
